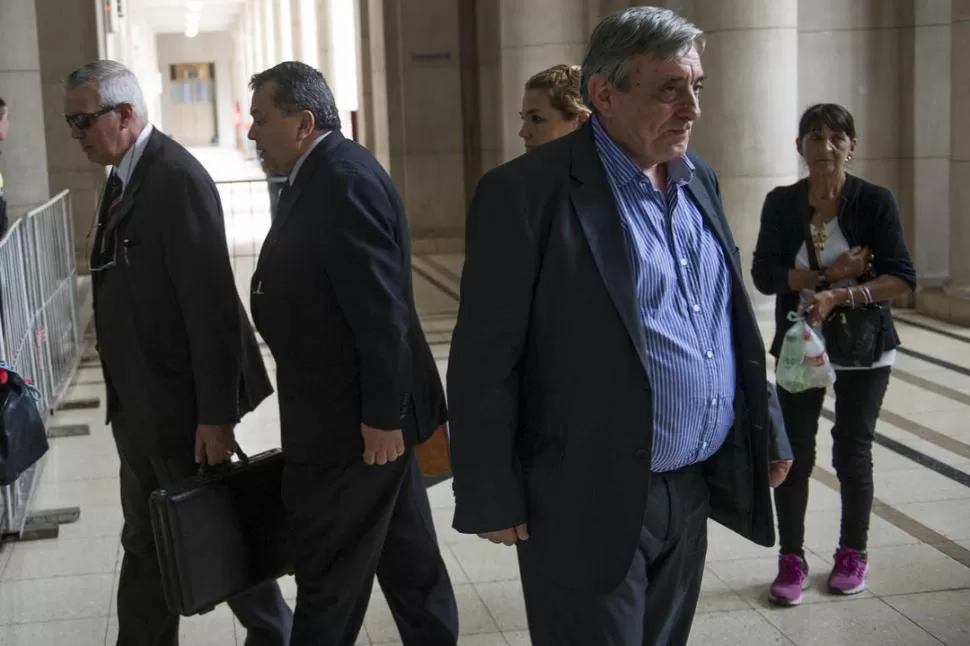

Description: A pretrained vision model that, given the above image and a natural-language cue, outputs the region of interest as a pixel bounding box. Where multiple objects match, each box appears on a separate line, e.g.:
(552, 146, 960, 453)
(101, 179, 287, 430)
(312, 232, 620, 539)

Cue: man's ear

(298, 110, 317, 139)
(117, 103, 136, 128)
(586, 74, 613, 119)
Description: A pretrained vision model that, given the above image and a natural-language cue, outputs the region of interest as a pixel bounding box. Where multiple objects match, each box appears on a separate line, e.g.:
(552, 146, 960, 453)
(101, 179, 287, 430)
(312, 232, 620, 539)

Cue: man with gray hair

(63, 60, 292, 645)
(448, 7, 791, 645)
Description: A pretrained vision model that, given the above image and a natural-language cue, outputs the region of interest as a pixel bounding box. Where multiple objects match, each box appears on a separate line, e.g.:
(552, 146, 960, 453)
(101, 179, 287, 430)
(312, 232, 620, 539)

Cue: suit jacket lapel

(104, 129, 163, 234)
(568, 125, 650, 373)
(260, 132, 344, 253)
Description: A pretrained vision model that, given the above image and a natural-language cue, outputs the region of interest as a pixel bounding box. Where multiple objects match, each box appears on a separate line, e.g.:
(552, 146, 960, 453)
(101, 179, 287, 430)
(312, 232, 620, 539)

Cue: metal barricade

(0, 190, 81, 536)
(216, 177, 282, 322)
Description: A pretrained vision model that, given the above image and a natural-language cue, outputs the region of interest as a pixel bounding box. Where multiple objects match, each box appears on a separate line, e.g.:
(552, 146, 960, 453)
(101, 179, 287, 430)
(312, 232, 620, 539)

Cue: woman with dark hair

(751, 103, 916, 606)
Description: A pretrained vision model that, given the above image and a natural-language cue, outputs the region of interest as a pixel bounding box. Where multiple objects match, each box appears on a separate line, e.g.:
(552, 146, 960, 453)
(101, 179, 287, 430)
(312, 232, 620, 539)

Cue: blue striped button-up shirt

(592, 117, 736, 472)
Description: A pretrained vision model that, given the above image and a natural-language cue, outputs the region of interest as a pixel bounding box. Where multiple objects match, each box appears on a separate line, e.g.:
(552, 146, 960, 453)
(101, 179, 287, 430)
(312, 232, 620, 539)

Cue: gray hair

(64, 60, 148, 120)
(580, 6, 705, 105)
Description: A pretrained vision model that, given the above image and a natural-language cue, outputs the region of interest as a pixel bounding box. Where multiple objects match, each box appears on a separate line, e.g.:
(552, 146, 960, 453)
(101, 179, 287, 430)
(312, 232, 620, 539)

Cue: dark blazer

(250, 131, 446, 465)
(448, 121, 790, 594)
(751, 174, 917, 358)
(92, 128, 272, 455)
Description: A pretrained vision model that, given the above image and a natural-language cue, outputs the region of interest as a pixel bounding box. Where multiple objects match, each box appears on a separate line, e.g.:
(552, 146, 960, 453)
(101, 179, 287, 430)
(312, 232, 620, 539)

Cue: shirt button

(702, 441, 708, 449)
(692, 304, 701, 313)
(680, 258, 688, 266)
(710, 398, 717, 406)
(705, 351, 714, 359)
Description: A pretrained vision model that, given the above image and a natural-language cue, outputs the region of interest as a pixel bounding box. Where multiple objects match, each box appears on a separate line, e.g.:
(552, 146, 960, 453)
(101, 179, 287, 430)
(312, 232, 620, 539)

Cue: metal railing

(0, 190, 81, 536)
(216, 177, 282, 324)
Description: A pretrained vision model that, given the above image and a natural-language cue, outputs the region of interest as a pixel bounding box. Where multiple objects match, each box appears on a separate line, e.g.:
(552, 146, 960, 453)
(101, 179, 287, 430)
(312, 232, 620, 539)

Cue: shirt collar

(591, 115, 695, 189)
(289, 131, 330, 186)
(113, 123, 154, 192)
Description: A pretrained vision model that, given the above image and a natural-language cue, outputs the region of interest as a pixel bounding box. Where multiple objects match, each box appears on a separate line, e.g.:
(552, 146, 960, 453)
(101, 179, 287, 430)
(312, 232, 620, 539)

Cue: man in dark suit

(246, 61, 459, 646)
(448, 7, 792, 646)
(63, 60, 292, 646)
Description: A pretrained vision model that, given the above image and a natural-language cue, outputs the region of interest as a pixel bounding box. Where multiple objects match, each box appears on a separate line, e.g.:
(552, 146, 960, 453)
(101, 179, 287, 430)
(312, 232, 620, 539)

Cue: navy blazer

(448, 121, 789, 593)
(250, 132, 447, 464)
(751, 174, 917, 358)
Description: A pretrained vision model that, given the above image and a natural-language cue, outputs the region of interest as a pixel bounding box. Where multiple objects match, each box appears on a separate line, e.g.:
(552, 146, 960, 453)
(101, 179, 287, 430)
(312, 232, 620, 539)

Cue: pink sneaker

(768, 554, 809, 606)
(828, 547, 869, 594)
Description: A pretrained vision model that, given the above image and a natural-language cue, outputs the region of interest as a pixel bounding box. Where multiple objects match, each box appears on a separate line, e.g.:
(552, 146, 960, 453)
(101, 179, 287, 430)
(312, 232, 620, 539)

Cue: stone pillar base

(916, 287, 970, 326)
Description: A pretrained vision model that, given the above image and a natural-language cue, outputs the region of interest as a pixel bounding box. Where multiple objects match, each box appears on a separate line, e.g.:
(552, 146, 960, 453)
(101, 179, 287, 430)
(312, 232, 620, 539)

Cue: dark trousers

(112, 417, 293, 646)
(774, 367, 891, 556)
(283, 452, 459, 646)
(517, 465, 709, 646)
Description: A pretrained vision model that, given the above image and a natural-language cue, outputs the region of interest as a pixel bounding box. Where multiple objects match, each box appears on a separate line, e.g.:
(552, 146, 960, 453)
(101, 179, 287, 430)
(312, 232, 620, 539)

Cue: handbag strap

(801, 206, 822, 272)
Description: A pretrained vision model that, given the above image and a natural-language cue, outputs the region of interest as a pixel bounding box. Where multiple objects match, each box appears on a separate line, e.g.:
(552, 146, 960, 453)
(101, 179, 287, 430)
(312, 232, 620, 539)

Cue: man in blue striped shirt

(592, 115, 737, 473)
(448, 6, 793, 646)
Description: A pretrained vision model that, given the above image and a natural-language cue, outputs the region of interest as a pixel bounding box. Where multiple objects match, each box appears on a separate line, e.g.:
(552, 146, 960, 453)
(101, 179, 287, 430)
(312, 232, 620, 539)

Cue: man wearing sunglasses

(63, 60, 293, 646)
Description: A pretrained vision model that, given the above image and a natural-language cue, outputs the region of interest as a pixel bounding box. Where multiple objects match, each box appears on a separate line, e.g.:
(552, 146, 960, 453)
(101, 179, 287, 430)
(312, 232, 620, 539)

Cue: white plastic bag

(776, 314, 837, 393)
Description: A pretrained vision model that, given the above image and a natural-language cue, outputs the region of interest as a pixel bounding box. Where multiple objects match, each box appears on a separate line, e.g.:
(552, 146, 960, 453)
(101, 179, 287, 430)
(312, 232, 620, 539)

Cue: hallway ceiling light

(184, 12, 200, 38)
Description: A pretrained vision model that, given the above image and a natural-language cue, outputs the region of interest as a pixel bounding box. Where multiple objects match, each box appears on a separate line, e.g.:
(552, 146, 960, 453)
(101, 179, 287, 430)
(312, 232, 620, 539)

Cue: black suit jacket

(448, 122, 790, 593)
(92, 128, 272, 455)
(250, 132, 446, 465)
(751, 174, 917, 357)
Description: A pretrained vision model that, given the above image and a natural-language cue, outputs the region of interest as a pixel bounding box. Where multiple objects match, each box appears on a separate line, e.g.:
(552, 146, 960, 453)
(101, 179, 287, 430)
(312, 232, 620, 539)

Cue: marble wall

(0, 0, 50, 223)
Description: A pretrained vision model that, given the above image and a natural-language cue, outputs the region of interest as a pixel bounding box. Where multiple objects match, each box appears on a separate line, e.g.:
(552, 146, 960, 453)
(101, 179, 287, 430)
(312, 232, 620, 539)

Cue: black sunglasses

(64, 105, 118, 131)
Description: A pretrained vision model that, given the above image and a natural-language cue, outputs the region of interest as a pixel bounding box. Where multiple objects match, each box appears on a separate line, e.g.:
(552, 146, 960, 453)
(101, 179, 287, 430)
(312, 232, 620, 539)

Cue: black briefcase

(149, 445, 292, 616)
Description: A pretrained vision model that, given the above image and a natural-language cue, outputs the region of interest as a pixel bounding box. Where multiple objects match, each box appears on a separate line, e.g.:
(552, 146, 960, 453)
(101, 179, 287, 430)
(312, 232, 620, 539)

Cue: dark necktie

(101, 172, 123, 221)
(97, 171, 123, 253)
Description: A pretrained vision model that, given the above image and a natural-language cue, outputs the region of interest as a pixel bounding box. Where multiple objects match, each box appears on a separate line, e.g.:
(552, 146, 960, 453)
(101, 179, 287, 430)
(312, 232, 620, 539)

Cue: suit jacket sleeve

(766, 382, 793, 461)
(447, 169, 537, 535)
(321, 166, 411, 431)
(161, 164, 243, 425)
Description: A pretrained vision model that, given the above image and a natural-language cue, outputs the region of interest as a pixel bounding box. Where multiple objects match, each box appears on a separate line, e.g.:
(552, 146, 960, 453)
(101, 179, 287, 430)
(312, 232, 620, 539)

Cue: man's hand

(361, 424, 405, 465)
(479, 524, 529, 546)
(769, 460, 793, 488)
(195, 424, 236, 465)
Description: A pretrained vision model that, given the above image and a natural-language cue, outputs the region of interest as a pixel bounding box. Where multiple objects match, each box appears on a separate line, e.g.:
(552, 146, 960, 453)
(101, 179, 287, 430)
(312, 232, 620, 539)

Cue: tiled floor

(2, 149, 969, 645)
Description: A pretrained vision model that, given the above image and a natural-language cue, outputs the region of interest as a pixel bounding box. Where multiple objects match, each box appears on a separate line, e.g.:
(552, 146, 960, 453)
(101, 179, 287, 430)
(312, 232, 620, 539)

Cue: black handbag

(801, 214, 885, 368)
(149, 445, 292, 616)
(0, 361, 49, 486)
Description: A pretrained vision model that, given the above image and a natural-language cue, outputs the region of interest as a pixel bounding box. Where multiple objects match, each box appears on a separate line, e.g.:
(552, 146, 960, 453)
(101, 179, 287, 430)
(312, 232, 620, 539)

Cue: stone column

(290, 0, 304, 62)
(901, 0, 952, 290)
(356, 0, 390, 166)
(276, 0, 294, 61)
(497, 0, 589, 161)
(686, 0, 799, 305)
(34, 0, 106, 267)
(949, 0, 970, 296)
(363, 0, 466, 238)
(263, 0, 278, 65)
(0, 0, 50, 222)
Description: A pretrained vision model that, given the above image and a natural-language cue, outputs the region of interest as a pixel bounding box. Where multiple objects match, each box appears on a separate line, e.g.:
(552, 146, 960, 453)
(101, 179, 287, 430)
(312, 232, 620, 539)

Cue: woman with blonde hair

(518, 64, 590, 150)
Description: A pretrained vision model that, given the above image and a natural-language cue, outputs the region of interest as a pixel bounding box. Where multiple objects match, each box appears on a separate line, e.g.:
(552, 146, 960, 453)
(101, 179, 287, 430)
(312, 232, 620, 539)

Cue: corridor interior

(0, 148, 968, 646)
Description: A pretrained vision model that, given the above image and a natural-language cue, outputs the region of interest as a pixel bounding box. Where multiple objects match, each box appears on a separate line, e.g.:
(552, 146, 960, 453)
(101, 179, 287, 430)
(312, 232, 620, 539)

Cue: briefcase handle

(198, 441, 251, 478)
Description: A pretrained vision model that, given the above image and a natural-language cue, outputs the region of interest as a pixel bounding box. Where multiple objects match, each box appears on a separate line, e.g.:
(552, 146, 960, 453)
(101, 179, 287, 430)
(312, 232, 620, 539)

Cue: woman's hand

(803, 289, 846, 326)
(826, 246, 871, 282)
